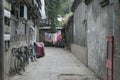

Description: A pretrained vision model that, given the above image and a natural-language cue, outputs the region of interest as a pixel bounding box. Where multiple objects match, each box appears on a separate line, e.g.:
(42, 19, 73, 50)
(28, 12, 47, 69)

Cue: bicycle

(24, 46, 30, 65)
(12, 47, 27, 75)
(29, 44, 36, 62)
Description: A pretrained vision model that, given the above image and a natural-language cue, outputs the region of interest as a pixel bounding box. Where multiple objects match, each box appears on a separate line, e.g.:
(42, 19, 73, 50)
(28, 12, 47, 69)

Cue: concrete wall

(65, 16, 73, 49)
(18, 22, 26, 35)
(71, 0, 120, 80)
(73, 2, 87, 47)
(4, 49, 11, 80)
(87, 0, 108, 79)
(113, 1, 120, 80)
(71, 44, 87, 66)
(65, 15, 87, 65)
(71, 1, 88, 66)
(9, 15, 29, 75)
(87, 0, 120, 80)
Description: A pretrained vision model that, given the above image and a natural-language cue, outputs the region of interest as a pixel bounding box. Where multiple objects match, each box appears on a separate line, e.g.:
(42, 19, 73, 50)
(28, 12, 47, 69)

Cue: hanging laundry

(52, 33, 57, 43)
(45, 32, 52, 42)
(57, 30, 62, 42)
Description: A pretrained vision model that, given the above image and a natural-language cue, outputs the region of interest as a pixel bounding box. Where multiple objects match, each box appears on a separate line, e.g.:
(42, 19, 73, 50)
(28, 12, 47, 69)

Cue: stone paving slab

(58, 74, 99, 80)
(10, 47, 101, 80)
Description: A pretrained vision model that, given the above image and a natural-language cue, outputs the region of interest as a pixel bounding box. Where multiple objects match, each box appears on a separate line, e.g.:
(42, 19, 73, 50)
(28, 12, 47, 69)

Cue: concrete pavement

(10, 47, 101, 80)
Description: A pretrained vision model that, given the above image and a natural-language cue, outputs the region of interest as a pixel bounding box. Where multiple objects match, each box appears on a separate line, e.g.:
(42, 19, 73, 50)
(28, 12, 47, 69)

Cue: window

(19, 5, 27, 20)
(20, 5, 24, 17)
(5, 41, 10, 52)
(4, 17, 10, 26)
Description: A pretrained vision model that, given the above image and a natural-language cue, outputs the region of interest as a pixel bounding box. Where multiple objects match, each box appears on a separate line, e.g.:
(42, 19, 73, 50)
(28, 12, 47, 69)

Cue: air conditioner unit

(19, 5, 27, 20)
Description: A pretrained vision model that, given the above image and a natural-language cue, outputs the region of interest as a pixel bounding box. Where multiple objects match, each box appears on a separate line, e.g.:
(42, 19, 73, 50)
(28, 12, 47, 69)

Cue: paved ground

(10, 47, 101, 80)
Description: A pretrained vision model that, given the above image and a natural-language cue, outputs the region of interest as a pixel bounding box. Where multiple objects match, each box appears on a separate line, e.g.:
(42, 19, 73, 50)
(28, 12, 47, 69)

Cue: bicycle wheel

(24, 52, 29, 65)
(24, 47, 29, 64)
(29, 50, 34, 62)
(21, 54, 26, 71)
(14, 57, 22, 75)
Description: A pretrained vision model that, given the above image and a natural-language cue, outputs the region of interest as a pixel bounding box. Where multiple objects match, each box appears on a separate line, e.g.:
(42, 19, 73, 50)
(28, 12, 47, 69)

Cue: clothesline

(44, 30, 62, 43)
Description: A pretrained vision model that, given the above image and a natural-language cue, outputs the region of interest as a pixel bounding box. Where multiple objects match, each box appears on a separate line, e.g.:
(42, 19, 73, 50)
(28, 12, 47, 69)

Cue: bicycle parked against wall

(29, 44, 36, 62)
(24, 46, 30, 65)
(12, 47, 28, 75)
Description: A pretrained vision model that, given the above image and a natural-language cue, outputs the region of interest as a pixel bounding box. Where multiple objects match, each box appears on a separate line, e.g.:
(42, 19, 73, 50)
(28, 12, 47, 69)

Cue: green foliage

(61, 12, 73, 27)
(45, 0, 73, 33)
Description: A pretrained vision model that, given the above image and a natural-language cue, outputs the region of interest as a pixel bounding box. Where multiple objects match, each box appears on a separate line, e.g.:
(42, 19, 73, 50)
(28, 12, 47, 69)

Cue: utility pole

(0, 0, 5, 80)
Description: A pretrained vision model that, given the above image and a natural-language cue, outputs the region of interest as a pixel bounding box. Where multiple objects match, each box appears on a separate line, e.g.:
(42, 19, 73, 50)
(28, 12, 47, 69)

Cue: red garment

(57, 30, 62, 42)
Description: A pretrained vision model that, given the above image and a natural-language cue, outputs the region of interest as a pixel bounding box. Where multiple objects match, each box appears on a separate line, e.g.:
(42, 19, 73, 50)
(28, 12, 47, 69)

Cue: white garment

(52, 33, 57, 43)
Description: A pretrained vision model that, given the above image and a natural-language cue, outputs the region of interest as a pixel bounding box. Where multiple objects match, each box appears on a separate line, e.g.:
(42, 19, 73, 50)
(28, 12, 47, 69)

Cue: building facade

(3, 0, 43, 78)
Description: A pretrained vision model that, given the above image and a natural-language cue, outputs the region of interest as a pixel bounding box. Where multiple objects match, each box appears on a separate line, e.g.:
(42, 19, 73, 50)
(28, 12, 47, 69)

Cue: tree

(45, 0, 73, 33)
(0, 0, 5, 80)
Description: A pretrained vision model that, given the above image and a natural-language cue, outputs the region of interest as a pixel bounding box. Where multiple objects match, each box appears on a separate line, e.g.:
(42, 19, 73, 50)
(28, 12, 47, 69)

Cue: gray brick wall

(73, 2, 87, 47)
(72, 0, 120, 80)
(113, 1, 120, 80)
(87, 0, 109, 79)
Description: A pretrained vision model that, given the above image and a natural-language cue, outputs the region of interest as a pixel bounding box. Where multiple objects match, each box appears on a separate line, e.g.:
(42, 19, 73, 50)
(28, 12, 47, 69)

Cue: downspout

(0, 0, 5, 80)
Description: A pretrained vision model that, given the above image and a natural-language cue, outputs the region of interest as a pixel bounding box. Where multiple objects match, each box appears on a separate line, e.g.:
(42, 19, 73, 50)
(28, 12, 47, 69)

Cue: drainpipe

(0, 0, 5, 80)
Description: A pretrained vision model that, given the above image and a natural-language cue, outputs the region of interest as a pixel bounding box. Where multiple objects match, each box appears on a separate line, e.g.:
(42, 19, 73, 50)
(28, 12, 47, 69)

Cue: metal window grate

(99, 0, 109, 7)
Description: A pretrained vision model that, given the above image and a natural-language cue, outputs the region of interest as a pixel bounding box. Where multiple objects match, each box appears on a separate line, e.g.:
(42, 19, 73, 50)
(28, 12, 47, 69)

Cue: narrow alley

(10, 47, 100, 80)
(1, 0, 120, 80)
